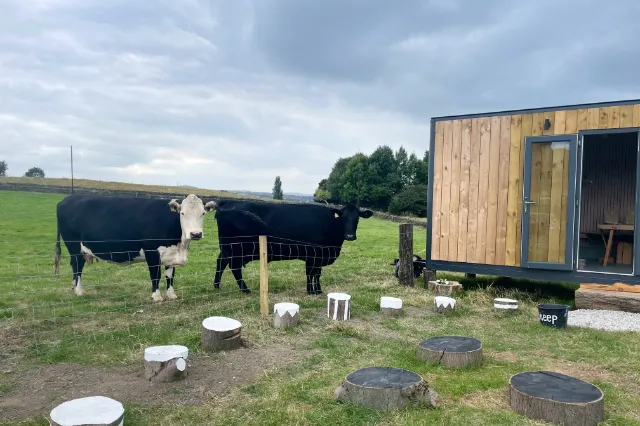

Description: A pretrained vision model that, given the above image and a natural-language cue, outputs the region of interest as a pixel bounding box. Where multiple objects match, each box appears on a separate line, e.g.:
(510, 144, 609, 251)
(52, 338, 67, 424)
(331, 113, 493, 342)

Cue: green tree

(24, 167, 45, 178)
(0, 160, 7, 177)
(272, 176, 283, 200)
(340, 153, 370, 205)
(388, 184, 428, 217)
(325, 156, 352, 203)
(314, 188, 330, 203)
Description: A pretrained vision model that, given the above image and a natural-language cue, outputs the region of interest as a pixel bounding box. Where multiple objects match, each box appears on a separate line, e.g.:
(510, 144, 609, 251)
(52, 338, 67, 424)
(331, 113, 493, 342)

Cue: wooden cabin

(426, 99, 640, 285)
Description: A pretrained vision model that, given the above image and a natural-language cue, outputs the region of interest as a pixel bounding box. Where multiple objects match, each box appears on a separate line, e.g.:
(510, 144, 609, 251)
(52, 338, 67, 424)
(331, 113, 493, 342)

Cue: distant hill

(229, 190, 315, 203)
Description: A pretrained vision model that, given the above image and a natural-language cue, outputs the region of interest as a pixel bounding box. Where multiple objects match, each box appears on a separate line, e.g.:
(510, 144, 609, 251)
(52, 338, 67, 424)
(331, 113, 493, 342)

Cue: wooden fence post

(399, 224, 414, 287)
(259, 235, 269, 316)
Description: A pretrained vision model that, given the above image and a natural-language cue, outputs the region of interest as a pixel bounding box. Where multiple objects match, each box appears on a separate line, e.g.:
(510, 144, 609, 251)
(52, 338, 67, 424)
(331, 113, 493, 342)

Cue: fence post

(259, 235, 269, 316)
(398, 224, 414, 287)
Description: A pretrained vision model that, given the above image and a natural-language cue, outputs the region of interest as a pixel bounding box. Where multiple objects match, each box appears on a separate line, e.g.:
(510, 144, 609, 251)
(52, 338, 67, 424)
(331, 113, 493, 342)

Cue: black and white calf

(53, 194, 216, 301)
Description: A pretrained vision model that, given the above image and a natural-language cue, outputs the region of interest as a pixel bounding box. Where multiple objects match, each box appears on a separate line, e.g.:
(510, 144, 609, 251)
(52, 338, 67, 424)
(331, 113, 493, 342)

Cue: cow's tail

(54, 221, 61, 276)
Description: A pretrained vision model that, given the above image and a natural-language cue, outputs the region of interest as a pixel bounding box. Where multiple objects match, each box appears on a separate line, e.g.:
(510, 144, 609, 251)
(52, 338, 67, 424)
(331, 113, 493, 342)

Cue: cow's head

(168, 195, 216, 241)
(332, 204, 373, 241)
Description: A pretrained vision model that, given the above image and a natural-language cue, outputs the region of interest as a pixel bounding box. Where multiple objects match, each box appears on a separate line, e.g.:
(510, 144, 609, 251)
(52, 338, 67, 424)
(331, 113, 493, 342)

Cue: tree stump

(422, 268, 436, 286)
(416, 336, 483, 368)
(508, 371, 604, 426)
(144, 344, 188, 383)
(273, 302, 299, 328)
(334, 366, 439, 410)
(380, 296, 403, 316)
(202, 316, 243, 351)
(50, 396, 124, 426)
(327, 292, 351, 321)
(428, 280, 463, 296)
(433, 296, 456, 313)
(493, 297, 519, 313)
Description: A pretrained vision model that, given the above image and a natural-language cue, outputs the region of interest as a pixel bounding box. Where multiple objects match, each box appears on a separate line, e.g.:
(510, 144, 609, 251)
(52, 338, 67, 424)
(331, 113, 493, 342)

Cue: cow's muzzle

(190, 232, 203, 240)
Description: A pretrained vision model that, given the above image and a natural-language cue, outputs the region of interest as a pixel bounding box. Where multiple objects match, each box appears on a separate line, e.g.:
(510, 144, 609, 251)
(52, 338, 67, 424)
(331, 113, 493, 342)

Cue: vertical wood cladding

(431, 103, 640, 266)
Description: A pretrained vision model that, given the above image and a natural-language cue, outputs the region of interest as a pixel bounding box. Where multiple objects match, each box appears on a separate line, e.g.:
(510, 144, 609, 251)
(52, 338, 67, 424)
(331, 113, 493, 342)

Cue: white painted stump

(202, 316, 242, 351)
(380, 296, 403, 316)
(273, 302, 299, 328)
(434, 296, 456, 313)
(327, 292, 351, 321)
(50, 396, 124, 426)
(493, 297, 519, 313)
(144, 345, 188, 383)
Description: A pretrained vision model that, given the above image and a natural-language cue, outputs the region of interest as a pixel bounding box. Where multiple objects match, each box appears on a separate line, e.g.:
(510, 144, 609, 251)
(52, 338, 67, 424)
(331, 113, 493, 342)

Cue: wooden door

(521, 134, 578, 270)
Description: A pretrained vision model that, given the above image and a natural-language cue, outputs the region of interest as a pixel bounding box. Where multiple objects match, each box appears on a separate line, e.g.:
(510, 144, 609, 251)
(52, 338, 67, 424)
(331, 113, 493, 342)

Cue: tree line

(0, 161, 45, 178)
(313, 146, 429, 217)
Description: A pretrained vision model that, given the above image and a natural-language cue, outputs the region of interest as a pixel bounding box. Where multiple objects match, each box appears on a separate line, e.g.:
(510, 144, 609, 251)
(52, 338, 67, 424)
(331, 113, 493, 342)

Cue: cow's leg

(165, 267, 177, 300)
(229, 257, 251, 293)
(69, 250, 86, 296)
(145, 251, 163, 302)
(213, 253, 228, 289)
(313, 267, 323, 295)
(305, 262, 315, 294)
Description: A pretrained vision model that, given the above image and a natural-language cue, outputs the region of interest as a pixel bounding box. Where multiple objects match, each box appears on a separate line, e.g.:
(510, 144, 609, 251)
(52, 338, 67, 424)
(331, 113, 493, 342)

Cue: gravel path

(568, 309, 640, 332)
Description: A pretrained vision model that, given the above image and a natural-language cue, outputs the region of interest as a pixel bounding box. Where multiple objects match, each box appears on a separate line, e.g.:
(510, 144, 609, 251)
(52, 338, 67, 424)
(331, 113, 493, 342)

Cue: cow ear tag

(334, 212, 340, 218)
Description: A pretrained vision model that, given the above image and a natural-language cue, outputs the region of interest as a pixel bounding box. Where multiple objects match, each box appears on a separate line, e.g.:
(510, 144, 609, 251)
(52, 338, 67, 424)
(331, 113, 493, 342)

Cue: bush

(388, 184, 427, 217)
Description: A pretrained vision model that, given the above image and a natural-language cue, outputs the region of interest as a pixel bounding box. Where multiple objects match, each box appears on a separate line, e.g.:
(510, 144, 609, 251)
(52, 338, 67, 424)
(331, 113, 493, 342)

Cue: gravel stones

(567, 309, 640, 332)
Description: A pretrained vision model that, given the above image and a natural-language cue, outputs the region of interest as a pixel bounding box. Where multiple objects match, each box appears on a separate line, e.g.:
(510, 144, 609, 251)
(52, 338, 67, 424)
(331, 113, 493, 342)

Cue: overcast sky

(1, 0, 639, 194)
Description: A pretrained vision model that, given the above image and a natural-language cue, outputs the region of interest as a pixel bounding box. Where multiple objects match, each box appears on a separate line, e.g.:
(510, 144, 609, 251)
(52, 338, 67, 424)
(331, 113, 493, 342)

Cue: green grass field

(0, 190, 639, 425)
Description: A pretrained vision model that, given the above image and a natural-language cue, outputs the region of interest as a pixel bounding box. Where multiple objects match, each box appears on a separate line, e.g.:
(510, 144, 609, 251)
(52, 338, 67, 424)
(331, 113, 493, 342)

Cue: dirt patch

(489, 351, 521, 363)
(0, 343, 313, 423)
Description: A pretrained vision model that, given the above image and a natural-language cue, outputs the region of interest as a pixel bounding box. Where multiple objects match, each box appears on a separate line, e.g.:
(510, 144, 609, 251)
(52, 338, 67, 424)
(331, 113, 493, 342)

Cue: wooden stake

(50, 396, 124, 426)
(202, 316, 243, 351)
(273, 302, 299, 328)
(398, 224, 414, 286)
(259, 235, 269, 317)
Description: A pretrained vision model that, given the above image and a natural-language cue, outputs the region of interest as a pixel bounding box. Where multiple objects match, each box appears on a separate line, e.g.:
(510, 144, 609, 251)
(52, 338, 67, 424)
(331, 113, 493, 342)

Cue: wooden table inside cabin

(597, 224, 634, 267)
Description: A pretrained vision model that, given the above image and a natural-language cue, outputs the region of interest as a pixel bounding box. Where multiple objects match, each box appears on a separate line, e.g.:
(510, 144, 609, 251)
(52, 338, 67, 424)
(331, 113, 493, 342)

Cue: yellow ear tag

(334, 212, 340, 218)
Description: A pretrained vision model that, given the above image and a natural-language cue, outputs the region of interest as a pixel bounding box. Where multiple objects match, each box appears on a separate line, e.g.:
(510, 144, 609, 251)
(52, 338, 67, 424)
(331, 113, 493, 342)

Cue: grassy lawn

(0, 189, 638, 425)
(0, 177, 261, 199)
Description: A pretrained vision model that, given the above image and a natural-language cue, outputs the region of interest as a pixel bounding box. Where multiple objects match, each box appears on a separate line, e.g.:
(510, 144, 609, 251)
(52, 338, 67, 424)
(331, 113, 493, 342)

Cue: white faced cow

(53, 194, 216, 301)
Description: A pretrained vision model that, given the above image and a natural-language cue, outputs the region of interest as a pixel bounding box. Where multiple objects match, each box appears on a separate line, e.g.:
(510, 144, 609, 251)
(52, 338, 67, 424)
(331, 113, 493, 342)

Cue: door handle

(524, 199, 536, 213)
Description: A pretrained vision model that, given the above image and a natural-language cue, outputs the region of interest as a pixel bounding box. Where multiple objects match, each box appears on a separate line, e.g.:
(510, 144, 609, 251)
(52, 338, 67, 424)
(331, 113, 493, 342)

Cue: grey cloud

(1, 0, 640, 194)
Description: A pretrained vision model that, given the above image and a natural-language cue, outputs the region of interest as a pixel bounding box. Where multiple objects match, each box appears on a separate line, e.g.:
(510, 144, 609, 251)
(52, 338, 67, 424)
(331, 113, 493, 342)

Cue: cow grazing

(53, 194, 217, 301)
(212, 199, 373, 295)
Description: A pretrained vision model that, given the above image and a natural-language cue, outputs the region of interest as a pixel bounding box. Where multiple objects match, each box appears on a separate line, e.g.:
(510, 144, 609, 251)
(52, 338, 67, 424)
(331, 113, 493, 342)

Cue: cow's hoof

(240, 288, 252, 294)
(74, 286, 85, 296)
(166, 288, 178, 300)
(152, 291, 164, 302)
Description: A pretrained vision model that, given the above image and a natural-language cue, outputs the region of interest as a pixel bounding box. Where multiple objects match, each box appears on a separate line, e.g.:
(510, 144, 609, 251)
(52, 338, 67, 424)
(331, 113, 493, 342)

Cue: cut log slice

(380, 296, 403, 316)
(50, 395, 124, 426)
(417, 336, 483, 368)
(428, 280, 463, 296)
(202, 316, 243, 351)
(434, 296, 456, 313)
(334, 366, 439, 410)
(144, 344, 189, 383)
(273, 302, 300, 328)
(508, 371, 604, 426)
(327, 292, 351, 321)
(493, 297, 519, 312)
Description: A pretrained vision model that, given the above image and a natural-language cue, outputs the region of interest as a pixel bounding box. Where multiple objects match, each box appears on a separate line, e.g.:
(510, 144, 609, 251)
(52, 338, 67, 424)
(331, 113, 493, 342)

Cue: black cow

(391, 254, 427, 278)
(53, 194, 216, 301)
(212, 199, 373, 295)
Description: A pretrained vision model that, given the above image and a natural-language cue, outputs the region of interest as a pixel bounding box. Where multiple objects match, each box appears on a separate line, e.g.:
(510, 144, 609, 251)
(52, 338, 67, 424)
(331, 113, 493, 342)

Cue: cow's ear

(168, 199, 181, 212)
(331, 208, 343, 218)
(204, 201, 217, 212)
(359, 209, 373, 218)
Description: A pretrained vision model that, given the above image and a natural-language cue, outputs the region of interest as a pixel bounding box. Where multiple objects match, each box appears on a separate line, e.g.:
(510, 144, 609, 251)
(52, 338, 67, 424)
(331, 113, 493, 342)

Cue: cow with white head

(54, 193, 217, 301)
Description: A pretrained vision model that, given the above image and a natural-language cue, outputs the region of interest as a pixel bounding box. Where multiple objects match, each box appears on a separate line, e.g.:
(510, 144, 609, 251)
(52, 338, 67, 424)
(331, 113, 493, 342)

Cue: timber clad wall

(431, 103, 640, 267)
